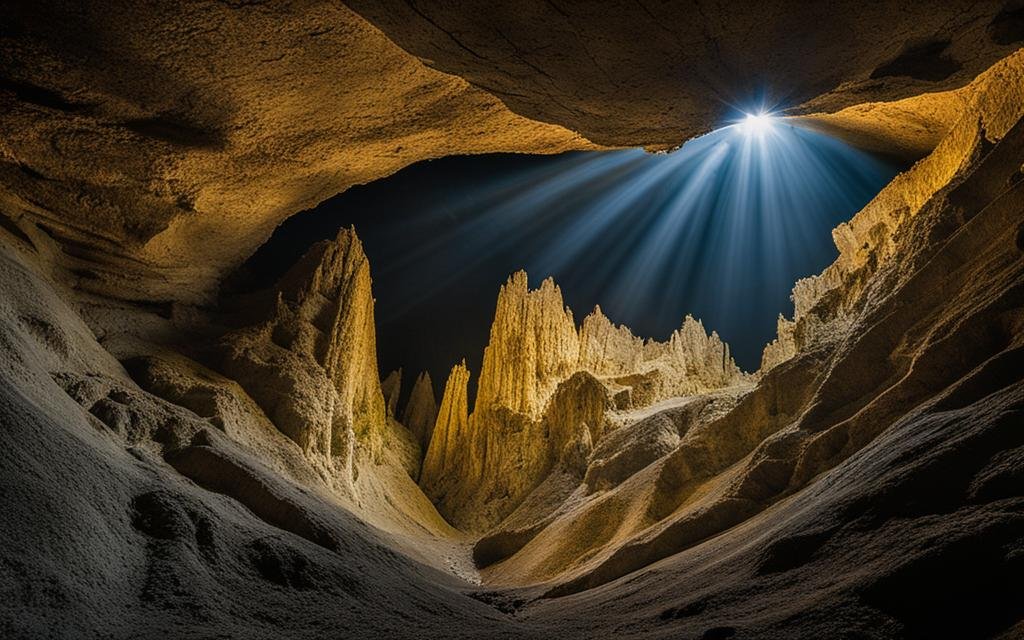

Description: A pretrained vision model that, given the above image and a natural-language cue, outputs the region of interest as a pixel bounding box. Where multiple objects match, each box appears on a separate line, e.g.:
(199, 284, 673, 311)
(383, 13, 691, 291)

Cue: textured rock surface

(761, 49, 1024, 372)
(421, 271, 747, 532)
(1, 6, 1023, 640)
(347, 1, 1020, 150)
(0, 1, 596, 305)
(2, 1, 1019, 308)
(475, 272, 581, 419)
(476, 51, 1024, 611)
(381, 369, 402, 419)
(403, 370, 438, 453)
(218, 228, 386, 488)
(419, 361, 472, 504)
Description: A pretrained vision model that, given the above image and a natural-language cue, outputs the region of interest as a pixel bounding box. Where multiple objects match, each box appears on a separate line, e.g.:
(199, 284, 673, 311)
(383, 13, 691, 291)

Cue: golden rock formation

(2, 6, 1023, 637)
(381, 369, 402, 419)
(218, 227, 386, 487)
(419, 361, 471, 500)
(475, 272, 581, 418)
(403, 371, 438, 452)
(422, 271, 747, 531)
(761, 49, 1024, 371)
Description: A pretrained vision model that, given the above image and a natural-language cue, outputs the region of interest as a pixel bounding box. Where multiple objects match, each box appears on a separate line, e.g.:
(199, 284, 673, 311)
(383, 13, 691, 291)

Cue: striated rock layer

(421, 271, 748, 531)
(0, 8, 1022, 639)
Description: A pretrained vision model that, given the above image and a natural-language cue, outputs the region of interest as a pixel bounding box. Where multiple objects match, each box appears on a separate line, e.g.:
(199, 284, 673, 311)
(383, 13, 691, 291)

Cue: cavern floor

(2, 3, 1024, 639)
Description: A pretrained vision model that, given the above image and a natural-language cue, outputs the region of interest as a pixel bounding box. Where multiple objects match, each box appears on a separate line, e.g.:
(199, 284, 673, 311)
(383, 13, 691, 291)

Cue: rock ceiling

(1, 1, 1020, 304)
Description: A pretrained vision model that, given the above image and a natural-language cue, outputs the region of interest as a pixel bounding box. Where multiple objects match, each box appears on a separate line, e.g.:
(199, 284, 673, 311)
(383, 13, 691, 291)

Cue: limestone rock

(423, 272, 748, 531)
(759, 315, 798, 374)
(403, 371, 438, 452)
(577, 306, 645, 377)
(348, 1, 1016, 150)
(381, 369, 402, 419)
(217, 227, 386, 486)
(759, 50, 1024, 372)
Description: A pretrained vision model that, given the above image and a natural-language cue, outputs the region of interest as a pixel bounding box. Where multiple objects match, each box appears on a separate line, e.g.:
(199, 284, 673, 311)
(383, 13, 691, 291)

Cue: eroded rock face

(381, 369, 402, 419)
(475, 272, 581, 419)
(0, 1, 595, 306)
(1, 7, 1023, 638)
(218, 228, 386, 487)
(419, 360, 471, 502)
(2, 2, 1018, 309)
(346, 1, 1019, 150)
(760, 50, 1024, 372)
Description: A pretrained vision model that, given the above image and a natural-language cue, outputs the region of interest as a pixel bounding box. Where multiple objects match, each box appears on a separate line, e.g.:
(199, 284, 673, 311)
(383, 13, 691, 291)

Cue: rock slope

(0, 8, 1022, 640)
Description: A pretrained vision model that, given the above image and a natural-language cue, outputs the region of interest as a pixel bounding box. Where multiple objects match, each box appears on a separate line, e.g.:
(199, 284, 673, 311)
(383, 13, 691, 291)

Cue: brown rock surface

(381, 368, 402, 419)
(347, 1, 1019, 151)
(403, 370, 438, 452)
(0, 1, 596, 305)
(0, 7, 1022, 640)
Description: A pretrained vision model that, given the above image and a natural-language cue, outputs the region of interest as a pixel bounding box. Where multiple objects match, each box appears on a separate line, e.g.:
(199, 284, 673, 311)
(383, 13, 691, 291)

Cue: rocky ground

(1, 3, 1023, 639)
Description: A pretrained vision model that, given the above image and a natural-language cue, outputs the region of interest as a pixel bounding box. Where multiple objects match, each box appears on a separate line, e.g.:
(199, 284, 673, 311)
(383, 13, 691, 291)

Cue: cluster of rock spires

(193, 222, 743, 527)
(420, 271, 746, 531)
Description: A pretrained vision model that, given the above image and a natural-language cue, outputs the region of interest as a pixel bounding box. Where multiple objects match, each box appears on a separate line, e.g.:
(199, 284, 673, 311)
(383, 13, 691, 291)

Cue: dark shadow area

(870, 39, 961, 82)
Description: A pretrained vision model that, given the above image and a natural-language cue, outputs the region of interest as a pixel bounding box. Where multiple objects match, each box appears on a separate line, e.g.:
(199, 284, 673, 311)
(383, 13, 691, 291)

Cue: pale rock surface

(218, 228, 386, 489)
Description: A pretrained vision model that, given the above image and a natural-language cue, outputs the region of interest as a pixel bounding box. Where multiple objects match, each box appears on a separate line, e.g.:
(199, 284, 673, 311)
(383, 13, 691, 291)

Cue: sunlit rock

(218, 227, 386, 487)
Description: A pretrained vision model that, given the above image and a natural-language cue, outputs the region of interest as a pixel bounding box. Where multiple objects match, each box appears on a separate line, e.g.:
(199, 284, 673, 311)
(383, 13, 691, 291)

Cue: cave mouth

(239, 120, 905, 400)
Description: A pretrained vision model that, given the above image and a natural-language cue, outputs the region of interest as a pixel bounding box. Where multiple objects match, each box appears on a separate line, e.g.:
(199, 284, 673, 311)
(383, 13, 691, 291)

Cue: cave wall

(2, 1, 1021, 308)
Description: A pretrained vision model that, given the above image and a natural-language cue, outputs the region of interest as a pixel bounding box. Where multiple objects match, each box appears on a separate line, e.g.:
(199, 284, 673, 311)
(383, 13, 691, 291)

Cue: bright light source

(737, 112, 775, 135)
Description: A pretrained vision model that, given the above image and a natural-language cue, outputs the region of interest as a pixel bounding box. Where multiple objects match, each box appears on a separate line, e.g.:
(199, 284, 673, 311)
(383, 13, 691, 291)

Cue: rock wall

(218, 228, 386, 487)
(760, 49, 1024, 373)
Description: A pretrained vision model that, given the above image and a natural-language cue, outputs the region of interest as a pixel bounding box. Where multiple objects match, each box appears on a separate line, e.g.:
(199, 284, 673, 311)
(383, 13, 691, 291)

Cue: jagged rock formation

(759, 315, 798, 374)
(422, 271, 747, 531)
(478, 50, 1024, 619)
(760, 49, 1024, 373)
(475, 273, 581, 419)
(403, 371, 438, 452)
(1, 6, 1023, 639)
(217, 228, 387, 487)
(381, 369, 402, 419)
(419, 361, 471, 502)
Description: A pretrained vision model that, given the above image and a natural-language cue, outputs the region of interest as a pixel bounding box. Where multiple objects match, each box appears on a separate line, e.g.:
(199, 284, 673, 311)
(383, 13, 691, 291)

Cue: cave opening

(238, 121, 905, 402)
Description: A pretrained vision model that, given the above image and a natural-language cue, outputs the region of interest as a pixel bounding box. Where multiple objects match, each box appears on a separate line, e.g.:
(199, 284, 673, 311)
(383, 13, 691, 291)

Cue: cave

(0, 2, 1022, 639)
